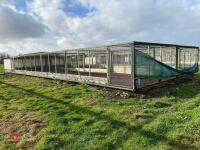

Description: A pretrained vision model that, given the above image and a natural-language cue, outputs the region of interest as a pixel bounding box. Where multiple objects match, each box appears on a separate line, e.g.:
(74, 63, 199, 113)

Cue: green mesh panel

(135, 50, 198, 78)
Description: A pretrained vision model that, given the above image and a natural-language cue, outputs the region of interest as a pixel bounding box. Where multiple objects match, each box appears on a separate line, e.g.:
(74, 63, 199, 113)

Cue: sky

(0, 0, 200, 56)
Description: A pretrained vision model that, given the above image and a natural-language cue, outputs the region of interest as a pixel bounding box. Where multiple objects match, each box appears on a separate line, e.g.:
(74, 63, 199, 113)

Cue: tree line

(0, 53, 10, 64)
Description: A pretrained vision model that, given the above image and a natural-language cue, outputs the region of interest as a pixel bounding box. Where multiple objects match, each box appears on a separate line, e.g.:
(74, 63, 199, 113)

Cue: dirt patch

(0, 111, 45, 149)
(107, 89, 140, 100)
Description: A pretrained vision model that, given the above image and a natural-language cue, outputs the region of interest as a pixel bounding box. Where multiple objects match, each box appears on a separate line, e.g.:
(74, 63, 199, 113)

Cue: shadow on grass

(0, 80, 197, 149)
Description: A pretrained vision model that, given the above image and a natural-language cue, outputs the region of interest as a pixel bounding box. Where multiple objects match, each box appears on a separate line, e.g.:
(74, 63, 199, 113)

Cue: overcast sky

(0, 0, 200, 56)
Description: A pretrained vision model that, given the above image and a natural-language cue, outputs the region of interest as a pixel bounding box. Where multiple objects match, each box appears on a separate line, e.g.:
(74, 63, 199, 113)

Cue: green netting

(135, 50, 198, 78)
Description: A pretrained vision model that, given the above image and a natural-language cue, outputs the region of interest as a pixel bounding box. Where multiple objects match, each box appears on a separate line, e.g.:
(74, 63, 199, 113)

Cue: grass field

(0, 71, 200, 149)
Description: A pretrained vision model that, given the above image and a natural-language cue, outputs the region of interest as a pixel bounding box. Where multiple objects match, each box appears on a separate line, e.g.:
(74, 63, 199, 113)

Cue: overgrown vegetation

(0, 73, 200, 149)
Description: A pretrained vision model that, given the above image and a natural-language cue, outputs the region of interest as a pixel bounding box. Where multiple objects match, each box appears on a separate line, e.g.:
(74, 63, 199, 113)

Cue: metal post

(34, 56, 36, 71)
(88, 50, 91, 77)
(65, 52, 67, 74)
(24, 56, 27, 70)
(77, 50, 80, 76)
(153, 47, 155, 58)
(170, 48, 172, 66)
(147, 45, 150, 56)
(175, 46, 178, 69)
(11, 57, 13, 71)
(148, 46, 151, 77)
(70, 55, 72, 68)
(48, 54, 50, 73)
(83, 53, 85, 69)
(123, 50, 125, 73)
(197, 48, 199, 67)
(160, 47, 162, 62)
(29, 56, 32, 71)
(131, 43, 135, 90)
(183, 52, 185, 68)
(40, 54, 43, 72)
(107, 47, 111, 85)
(54, 54, 57, 73)
(17, 57, 19, 70)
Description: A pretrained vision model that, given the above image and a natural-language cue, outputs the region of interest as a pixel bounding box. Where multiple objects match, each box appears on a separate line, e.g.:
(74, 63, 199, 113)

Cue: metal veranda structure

(9, 41, 199, 91)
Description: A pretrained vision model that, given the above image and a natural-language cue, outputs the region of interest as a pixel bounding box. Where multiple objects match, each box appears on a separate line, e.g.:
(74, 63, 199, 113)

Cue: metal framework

(10, 41, 199, 91)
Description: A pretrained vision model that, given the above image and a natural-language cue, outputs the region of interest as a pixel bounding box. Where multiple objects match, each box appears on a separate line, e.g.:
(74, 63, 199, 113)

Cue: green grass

(0, 73, 200, 149)
(0, 64, 4, 73)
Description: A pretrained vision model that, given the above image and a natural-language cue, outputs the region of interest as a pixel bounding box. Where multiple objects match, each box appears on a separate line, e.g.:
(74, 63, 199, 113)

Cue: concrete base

(10, 70, 134, 91)
(13, 70, 107, 85)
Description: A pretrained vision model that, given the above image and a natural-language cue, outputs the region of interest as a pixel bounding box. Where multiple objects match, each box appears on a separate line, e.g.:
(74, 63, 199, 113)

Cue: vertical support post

(65, 51, 67, 74)
(183, 52, 185, 68)
(29, 56, 32, 71)
(83, 52, 85, 69)
(160, 47, 162, 62)
(48, 54, 50, 73)
(107, 47, 111, 85)
(40, 53, 43, 72)
(70, 55, 72, 68)
(34, 56, 36, 71)
(175, 46, 179, 69)
(148, 45, 151, 77)
(11, 57, 14, 71)
(153, 47, 155, 58)
(11, 57, 13, 71)
(170, 48, 172, 66)
(197, 48, 199, 67)
(147, 45, 150, 56)
(17, 57, 19, 70)
(131, 42, 135, 90)
(123, 50, 125, 73)
(13, 57, 15, 71)
(54, 54, 57, 73)
(77, 50, 80, 76)
(88, 50, 91, 77)
(24, 56, 27, 71)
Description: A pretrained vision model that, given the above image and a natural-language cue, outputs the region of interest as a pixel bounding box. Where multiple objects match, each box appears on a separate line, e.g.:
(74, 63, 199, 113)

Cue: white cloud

(0, 0, 200, 56)
(0, 4, 46, 40)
